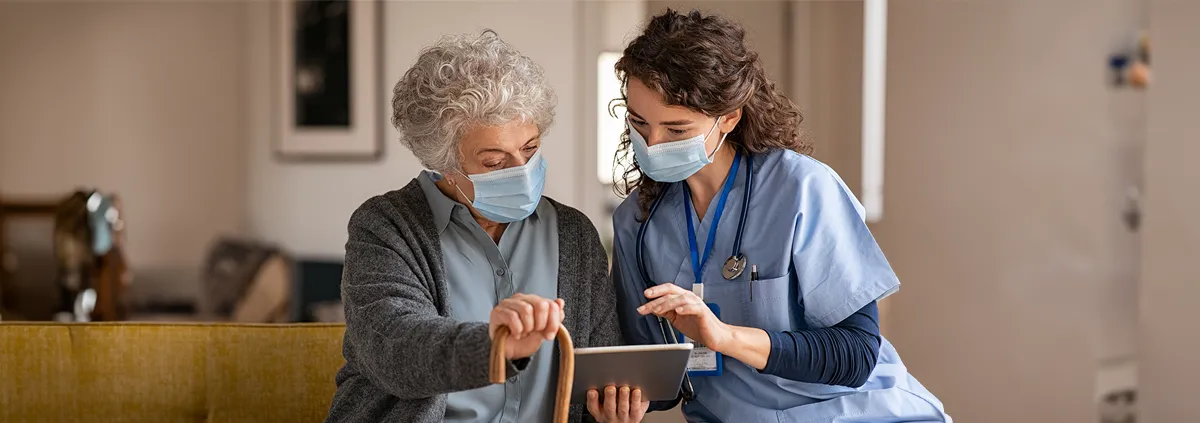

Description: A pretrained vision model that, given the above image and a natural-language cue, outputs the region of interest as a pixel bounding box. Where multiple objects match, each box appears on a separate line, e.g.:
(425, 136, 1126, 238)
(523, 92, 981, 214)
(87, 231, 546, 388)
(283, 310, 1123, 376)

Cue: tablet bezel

(568, 343, 694, 405)
(573, 343, 695, 355)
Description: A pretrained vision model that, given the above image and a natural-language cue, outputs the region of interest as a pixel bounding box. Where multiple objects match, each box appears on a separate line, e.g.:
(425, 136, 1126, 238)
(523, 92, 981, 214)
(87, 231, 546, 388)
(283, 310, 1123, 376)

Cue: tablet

(568, 343, 693, 405)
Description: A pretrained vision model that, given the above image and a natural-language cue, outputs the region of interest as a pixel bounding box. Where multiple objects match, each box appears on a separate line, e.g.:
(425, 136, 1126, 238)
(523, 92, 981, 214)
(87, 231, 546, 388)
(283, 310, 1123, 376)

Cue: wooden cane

(489, 325, 575, 423)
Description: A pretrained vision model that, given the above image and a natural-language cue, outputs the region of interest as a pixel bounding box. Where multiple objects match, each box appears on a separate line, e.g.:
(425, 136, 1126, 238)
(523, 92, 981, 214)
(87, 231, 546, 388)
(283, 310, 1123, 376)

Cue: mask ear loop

(705, 117, 729, 160)
(447, 171, 475, 207)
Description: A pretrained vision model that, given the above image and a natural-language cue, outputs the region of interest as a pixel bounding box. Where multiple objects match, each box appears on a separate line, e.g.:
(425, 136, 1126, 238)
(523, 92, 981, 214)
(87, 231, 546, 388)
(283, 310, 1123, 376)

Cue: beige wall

(877, 0, 1145, 421)
(578, 0, 647, 240)
(796, 1, 864, 203)
(0, 2, 246, 303)
(1139, 0, 1200, 421)
(244, 1, 585, 258)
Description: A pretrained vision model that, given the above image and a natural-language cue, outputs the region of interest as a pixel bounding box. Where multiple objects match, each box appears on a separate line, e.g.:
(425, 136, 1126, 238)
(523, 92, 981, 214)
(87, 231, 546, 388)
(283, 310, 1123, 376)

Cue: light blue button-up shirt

(418, 171, 560, 423)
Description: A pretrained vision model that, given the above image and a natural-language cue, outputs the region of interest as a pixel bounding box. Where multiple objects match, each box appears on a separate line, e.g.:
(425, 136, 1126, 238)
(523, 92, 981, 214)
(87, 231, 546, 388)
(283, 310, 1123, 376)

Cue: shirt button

(496, 269, 506, 277)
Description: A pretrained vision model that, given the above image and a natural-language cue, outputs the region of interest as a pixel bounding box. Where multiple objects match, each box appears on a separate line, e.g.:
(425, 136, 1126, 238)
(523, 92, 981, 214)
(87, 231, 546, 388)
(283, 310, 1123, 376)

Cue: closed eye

(668, 128, 688, 135)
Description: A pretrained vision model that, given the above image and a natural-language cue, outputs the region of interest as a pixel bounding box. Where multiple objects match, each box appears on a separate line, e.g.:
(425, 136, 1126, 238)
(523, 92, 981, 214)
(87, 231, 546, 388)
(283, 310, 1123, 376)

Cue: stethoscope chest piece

(722, 254, 747, 280)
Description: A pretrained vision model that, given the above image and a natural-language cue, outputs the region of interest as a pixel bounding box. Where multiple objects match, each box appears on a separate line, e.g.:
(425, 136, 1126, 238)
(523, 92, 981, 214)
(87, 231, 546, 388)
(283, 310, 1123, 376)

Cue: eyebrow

(476, 135, 539, 155)
(627, 108, 694, 126)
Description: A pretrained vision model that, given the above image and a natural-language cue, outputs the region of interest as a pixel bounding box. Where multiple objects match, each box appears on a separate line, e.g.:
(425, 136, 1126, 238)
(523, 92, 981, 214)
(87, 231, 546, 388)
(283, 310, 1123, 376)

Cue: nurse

(609, 10, 952, 423)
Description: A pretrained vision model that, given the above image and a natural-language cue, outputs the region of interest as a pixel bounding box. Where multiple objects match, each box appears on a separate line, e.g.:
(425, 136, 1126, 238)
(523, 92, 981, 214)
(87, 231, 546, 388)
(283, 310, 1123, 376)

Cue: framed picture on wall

(274, 0, 382, 161)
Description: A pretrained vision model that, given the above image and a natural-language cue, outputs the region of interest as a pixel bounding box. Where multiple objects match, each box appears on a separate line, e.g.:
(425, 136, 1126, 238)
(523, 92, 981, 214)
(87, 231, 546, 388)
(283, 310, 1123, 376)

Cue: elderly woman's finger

(618, 386, 631, 418)
(632, 388, 648, 420)
(498, 299, 536, 338)
(586, 389, 603, 421)
(500, 298, 536, 338)
(533, 298, 550, 333)
(510, 294, 552, 336)
(490, 306, 523, 338)
(604, 386, 618, 419)
(543, 300, 562, 340)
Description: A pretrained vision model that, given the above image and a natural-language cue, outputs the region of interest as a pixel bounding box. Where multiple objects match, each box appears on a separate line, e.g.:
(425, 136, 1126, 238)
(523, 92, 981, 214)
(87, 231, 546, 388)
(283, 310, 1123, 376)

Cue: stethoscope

(633, 150, 755, 403)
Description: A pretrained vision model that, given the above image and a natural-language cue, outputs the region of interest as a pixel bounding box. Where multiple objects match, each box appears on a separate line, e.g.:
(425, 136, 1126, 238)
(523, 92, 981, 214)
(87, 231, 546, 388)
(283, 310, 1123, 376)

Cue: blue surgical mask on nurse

(628, 116, 728, 183)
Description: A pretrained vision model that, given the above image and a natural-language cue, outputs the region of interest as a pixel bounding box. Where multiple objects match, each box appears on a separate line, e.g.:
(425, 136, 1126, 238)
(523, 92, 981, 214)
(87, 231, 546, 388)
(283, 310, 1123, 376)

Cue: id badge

(683, 302, 723, 377)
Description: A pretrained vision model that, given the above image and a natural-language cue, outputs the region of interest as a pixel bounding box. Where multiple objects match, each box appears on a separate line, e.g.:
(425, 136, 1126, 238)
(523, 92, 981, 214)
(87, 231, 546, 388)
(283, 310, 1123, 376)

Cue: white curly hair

(392, 30, 557, 173)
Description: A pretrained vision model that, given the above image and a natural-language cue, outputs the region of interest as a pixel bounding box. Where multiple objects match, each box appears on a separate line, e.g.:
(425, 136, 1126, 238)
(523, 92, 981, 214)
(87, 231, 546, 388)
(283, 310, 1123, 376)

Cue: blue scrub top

(611, 149, 951, 423)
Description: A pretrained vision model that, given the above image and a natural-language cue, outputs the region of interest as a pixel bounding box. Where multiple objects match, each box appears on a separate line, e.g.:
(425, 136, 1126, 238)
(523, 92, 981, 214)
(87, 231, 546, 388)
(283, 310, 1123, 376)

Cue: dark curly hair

(612, 9, 811, 219)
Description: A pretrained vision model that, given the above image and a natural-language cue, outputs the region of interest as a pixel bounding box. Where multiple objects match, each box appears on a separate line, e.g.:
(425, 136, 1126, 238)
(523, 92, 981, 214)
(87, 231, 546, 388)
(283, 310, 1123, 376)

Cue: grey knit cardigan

(325, 180, 622, 423)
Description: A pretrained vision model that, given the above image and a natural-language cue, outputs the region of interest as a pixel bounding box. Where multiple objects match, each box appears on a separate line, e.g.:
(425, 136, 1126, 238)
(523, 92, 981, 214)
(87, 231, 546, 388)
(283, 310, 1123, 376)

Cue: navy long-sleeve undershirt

(760, 301, 882, 388)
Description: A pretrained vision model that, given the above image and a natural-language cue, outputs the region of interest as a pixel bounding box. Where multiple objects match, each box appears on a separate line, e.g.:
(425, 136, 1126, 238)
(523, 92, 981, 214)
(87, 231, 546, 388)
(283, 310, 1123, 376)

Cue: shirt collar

(418, 171, 461, 233)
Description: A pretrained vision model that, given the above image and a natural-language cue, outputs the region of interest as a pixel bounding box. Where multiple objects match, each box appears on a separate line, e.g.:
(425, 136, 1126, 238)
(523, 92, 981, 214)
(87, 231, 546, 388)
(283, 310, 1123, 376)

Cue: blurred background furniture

(52, 190, 131, 322)
(0, 197, 57, 319)
(0, 191, 130, 322)
(196, 237, 293, 323)
(0, 322, 345, 422)
(291, 259, 344, 323)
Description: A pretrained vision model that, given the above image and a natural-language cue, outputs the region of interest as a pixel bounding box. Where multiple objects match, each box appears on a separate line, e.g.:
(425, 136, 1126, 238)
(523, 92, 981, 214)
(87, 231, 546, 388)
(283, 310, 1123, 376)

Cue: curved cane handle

(489, 325, 575, 423)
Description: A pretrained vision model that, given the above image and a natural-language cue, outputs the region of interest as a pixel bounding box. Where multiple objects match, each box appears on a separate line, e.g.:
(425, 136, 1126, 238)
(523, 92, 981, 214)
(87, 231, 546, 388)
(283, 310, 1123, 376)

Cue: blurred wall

(578, 0, 648, 242)
(243, 2, 583, 258)
(1139, 0, 1200, 421)
(795, 2, 864, 193)
(0, 2, 247, 303)
(876, 0, 1146, 421)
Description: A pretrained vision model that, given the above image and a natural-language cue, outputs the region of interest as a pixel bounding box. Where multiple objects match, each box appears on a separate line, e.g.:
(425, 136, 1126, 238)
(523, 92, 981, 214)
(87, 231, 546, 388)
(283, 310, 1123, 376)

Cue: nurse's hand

(488, 294, 565, 360)
(586, 386, 649, 423)
(637, 283, 733, 351)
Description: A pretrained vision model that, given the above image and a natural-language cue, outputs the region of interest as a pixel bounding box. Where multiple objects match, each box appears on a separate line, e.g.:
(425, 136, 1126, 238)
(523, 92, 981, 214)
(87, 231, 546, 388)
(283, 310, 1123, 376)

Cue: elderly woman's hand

(488, 293, 565, 360)
(587, 386, 649, 423)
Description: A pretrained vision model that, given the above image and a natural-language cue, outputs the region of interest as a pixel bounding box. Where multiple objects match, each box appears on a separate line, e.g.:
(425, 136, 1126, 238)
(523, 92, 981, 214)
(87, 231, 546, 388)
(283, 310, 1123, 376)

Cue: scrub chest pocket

(704, 274, 795, 332)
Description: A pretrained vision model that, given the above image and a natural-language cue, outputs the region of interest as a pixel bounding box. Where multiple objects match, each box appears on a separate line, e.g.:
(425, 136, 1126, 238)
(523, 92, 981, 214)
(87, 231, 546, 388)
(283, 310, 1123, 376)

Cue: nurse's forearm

(757, 302, 882, 387)
(715, 324, 773, 370)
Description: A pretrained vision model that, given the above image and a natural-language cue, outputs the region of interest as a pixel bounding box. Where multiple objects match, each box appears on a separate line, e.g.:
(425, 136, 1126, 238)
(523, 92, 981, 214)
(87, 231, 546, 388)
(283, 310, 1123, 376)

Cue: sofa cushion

(0, 323, 345, 423)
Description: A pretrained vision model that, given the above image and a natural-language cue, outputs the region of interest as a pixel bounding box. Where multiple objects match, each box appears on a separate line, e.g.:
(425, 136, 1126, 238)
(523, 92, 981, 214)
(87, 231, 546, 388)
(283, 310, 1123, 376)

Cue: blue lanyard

(683, 151, 743, 285)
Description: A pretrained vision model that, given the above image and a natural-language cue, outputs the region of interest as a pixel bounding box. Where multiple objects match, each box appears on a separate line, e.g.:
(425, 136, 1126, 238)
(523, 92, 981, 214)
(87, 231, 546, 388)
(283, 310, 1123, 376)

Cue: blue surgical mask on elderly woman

(451, 150, 547, 223)
(629, 117, 727, 183)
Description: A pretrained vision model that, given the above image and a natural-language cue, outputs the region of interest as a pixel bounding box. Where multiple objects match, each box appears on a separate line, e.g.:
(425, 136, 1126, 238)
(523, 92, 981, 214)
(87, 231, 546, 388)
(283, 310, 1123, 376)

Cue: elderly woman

(325, 32, 648, 423)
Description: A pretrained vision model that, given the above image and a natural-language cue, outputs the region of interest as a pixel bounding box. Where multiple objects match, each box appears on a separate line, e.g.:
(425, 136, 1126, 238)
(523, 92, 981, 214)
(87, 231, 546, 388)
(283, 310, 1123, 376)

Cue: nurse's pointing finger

(637, 293, 676, 315)
(649, 294, 696, 315)
(643, 283, 685, 299)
